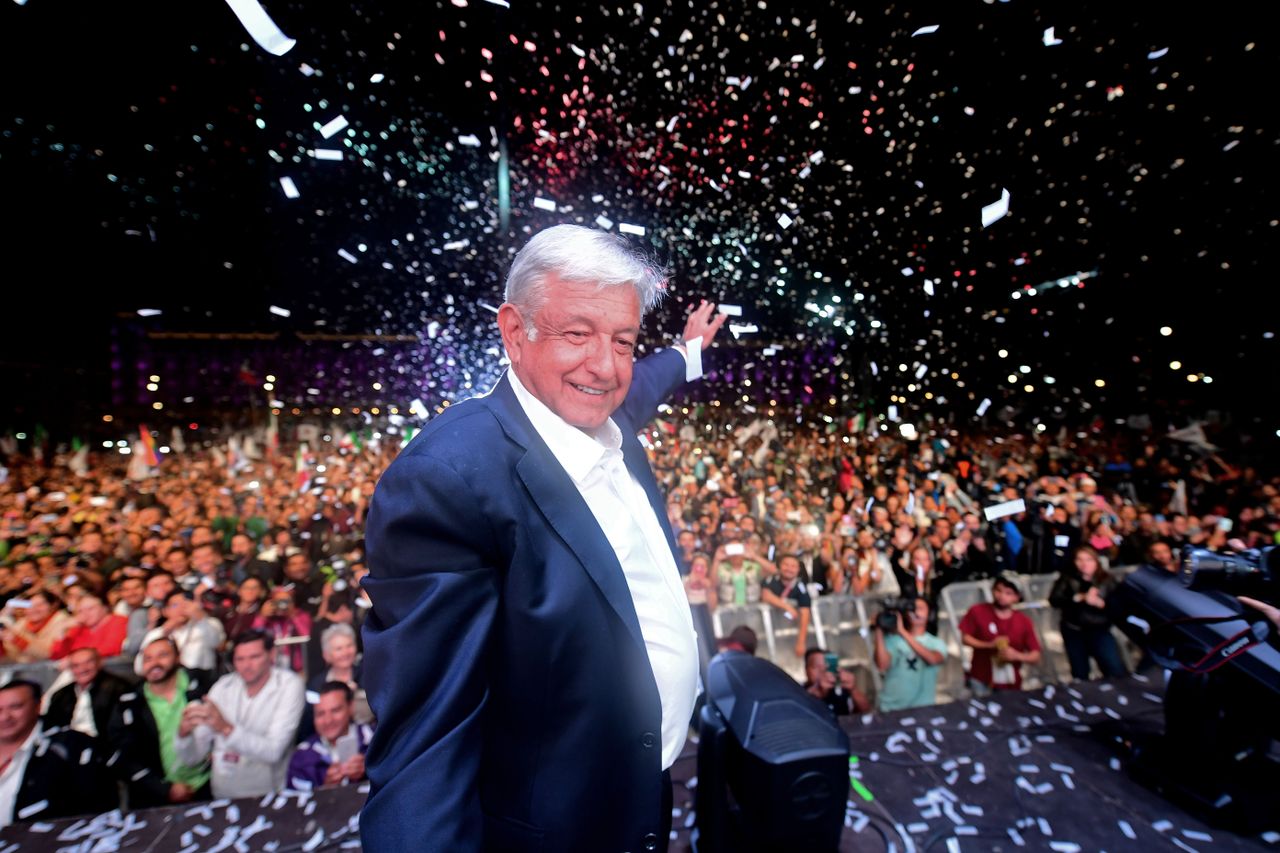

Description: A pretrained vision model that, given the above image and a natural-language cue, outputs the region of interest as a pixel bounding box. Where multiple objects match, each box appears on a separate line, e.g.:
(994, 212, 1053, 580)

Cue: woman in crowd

(1050, 545, 1128, 680)
(222, 575, 267, 640)
(1, 589, 73, 662)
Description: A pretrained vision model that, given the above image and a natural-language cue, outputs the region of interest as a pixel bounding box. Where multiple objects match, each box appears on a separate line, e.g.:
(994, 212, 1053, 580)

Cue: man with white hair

(362, 225, 725, 851)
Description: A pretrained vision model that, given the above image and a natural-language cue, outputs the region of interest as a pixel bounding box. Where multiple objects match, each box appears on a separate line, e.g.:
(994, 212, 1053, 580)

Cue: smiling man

(361, 225, 726, 852)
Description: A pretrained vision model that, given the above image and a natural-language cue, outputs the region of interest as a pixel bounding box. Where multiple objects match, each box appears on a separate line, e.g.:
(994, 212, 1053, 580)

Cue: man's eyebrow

(557, 314, 640, 336)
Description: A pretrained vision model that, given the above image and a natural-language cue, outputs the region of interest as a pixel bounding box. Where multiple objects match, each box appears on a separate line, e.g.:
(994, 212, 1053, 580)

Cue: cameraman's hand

(1084, 587, 1105, 609)
(895, 611, 907, 636)
(1238, 596, 1280, 631)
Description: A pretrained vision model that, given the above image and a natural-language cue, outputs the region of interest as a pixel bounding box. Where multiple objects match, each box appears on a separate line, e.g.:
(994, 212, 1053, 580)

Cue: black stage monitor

(693, 651, 849, 853)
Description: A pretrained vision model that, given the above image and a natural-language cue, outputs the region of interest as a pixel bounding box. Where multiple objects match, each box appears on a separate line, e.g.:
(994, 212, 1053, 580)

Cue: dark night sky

(2, 1, 1276, 434)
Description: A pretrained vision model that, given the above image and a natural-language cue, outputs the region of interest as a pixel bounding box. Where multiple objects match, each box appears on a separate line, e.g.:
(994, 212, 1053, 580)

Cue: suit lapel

(488, 376, 648, 654)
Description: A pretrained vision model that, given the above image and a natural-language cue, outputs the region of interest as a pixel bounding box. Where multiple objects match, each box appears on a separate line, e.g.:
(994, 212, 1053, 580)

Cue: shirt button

(643, 832, 660, 851)
(641, 732, 657, 749)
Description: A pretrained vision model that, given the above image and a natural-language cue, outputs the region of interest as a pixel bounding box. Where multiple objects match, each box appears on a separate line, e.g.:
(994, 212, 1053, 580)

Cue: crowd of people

(0, 411, 1275, 827)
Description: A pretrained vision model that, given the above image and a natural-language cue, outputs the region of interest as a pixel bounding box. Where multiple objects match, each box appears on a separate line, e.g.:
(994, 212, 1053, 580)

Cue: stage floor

(2, 676, 1274, 851)
(668, 673, 1277, 852)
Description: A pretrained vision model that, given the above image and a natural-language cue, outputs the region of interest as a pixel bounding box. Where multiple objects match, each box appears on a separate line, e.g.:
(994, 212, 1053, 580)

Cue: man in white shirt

(362, 224, 726, 852)
(135, 589, 225, 675)
(175, 629, 304, 798)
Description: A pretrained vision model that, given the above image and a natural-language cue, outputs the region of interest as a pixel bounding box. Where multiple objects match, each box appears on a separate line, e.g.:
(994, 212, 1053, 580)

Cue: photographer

(873, 597, 947, 712)
(253, 585, 311, 673)
(803, 648, 871, 716)
(761, 554, 812, 658)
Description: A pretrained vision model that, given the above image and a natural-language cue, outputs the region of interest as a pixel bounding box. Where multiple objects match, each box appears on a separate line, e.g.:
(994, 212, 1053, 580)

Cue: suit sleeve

(617, 347, 689, 430)
(359, 451, 502, 850)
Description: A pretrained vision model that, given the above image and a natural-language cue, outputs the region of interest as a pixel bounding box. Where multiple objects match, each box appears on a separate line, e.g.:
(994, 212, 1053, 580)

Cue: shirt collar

(17, 722, 43, 758)
(507, 368, 622, 484)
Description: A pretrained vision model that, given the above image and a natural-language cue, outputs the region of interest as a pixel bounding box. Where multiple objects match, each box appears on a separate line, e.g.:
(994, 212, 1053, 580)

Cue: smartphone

(725, 543, 745, 557)
(823, 652, 839, 675)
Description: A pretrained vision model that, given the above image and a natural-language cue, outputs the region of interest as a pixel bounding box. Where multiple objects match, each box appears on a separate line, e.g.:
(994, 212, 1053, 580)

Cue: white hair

(504, 224, 666, 340)
(321, 622, 356, 655)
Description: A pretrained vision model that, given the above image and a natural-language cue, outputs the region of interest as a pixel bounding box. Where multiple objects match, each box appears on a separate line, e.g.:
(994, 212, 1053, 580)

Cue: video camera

(1107, 546, 1279, 833)
(1179, 545, 1276, 600)
(875, 597, 915, 633)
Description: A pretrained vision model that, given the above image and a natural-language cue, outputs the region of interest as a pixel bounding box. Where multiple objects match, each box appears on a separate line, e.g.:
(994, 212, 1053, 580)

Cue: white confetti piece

(984, 498, 1026, 521)
(1153, 820, 1173, 832)
(457, 134, 482, 147)
(924, 279, 935, 296)
(302, 828, 326, 851)
(298, 63, 315, 76)
(369, 73, 385, 83)
(338, 249, 358, 264)
(269, 305, 291, 317)
(1038, 818, 1052, 836)
(319, 115, 349, 139)
(1148, 47, 1170, 60)
(619, 222, 646, 236)
(777, 212, 794, 229)
(595, 215, 614, 229)
(1043, 27, 1063, 47)
(17, 799, 49, 819)
(224, 0, 296, 56)
(532, 197, 557, 211)
(313, 148, 343, 161)
(1182, 829, 1212, 842)
(1049, 843, 1080, 853)
(718, 304, 743, 316)
(279, 177, 299, 199)
(912, 25, 940, 36)
(981, 187, 1011, 227)
(1008, 827, 1026, 846)
(137, 308, 162, 317)
(1118, 820, 1137, 839)
(976, 397, 992, 417)
(1171, 839, 1199, 853)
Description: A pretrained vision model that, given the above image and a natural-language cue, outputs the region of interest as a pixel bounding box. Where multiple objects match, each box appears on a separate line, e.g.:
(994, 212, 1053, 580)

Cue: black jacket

(42, 669, 135, 741)
(13, 726, 117, 824)
(104, 667, 213, 809)
(1049, 569, 1119, 632)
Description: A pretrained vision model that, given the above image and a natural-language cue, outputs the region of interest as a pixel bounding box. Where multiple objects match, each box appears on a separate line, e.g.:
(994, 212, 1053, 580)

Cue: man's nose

(583, 334, 616, 379)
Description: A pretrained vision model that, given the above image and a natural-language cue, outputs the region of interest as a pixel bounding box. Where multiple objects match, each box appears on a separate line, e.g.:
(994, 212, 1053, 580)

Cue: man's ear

(497, 303, 528, 368)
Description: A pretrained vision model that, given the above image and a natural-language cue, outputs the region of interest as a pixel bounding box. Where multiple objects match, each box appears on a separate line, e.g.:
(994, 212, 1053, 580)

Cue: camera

(875, 597, 915, 632)
(1179, 545, 1276, 600)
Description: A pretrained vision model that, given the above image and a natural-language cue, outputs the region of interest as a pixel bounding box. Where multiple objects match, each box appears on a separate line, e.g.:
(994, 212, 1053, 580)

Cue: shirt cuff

(680, 337, 703, 381)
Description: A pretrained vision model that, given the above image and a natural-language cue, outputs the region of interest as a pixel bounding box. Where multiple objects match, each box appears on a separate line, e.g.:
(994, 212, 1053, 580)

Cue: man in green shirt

(107, 636, 213, 807)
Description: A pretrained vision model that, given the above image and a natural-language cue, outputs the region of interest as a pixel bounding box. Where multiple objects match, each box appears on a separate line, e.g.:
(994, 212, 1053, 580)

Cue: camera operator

(873, 597, 947, 712)
(253, 586, 311, 673)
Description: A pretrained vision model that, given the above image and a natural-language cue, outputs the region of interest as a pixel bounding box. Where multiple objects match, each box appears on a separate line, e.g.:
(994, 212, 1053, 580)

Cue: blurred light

(316, 465, 327, 473)
(1095, 379, 1106, 388)
(266, 375, 277, 383)
(1170, 360, 1182, 370)
(117, 441, 128, 447)
(119, 447, 131, 455)
(159, 446, 171, 454)
(331, 408, 342, 415)
(102, 415, 114, 423)
(263, 382, 274, 391)
(997, 349, 1009, 358)
(1023, 384, 1034, 392)
(1160, 326, 1173, 336)
(101, 440, 113, 448)
(188, 422, 199, 430)
(1036, 423, 1047, 432)
(1187, 374, 1199, 382)
(1019, 365, 1030, 373)
(1043, 376, 1056, 384)
(152, 402, 163, 410)
(1202, 375, 1213, 384)
(149, 375, 160, 382)
(1007, 374, 1018, 383)
(372, 382, 383, 391)
(146, 383, 159, 392)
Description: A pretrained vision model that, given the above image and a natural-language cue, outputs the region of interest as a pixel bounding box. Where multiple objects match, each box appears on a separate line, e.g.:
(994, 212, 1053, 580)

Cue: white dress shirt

(70, 686, 97, 738)
(509, 365, 699, 770)
(175, 667, 305, 798)
(0, 723, 42, 827)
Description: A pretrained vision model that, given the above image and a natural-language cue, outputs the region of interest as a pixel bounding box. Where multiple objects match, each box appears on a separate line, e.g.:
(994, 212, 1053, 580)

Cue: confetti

(223, 0, 296, 56)
(981, 187, 1012, 227)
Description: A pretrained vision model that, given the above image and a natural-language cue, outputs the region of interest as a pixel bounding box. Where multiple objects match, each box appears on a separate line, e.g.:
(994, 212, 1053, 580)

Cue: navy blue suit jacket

(361, 349, 689, 852)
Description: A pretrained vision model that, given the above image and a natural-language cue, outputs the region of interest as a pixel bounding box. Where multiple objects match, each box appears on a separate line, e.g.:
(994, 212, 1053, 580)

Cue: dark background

(2, 1, 1275, 437)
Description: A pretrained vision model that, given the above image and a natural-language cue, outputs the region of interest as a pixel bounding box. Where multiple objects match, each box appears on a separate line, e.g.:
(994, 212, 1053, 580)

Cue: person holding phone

(713, 538, 763, 607)
(803, 648, 871, 716)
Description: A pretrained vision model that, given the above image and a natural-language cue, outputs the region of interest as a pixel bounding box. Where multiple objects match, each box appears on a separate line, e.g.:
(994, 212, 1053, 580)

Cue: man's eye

(564, 330, 589, 342)
(615, 339, 636, 353)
